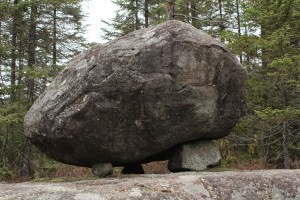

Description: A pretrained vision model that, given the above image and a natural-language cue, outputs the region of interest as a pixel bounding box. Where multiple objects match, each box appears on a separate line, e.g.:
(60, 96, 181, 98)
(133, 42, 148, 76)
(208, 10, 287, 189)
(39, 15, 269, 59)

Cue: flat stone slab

(1, 170, 300, 200)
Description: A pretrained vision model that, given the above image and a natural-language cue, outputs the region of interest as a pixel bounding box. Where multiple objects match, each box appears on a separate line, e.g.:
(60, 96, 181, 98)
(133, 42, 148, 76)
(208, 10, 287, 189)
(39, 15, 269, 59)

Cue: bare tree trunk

(144, 0, 149, 27)
(0, 20, 2, 83)
(27, 1, 37, 104)
(186, 2, 190, 23)
(260, 24, 268, 70)
(2, 131, 9, 167)
(17, 34, 26, 100)
(10, 0, 20, 102)
(21, 0, 38, 179)
(245, 26, 250, 64)
(52, 8, 57, 65)
(21, 138, 32, 177)
(190, 0, 197, 27)
(282, 122, 290, 169)
(167, 0, 175, 21)
(236, 0, 243, 63)
(135, 0, 139, 30)
(218, 0, 225, 42)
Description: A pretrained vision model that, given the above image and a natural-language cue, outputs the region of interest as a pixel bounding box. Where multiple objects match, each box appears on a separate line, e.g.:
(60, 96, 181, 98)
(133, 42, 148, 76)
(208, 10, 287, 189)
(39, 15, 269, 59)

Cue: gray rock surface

(25, 20, 247, 167)
(1, 170, 300, 200)
(168, 140, 221, 172)
(91, 163, 113, 177)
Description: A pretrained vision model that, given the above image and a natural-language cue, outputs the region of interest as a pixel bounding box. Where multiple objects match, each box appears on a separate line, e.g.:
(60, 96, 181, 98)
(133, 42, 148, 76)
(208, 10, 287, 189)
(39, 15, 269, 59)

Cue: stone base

(91, 163, 113, 177)
(2, 170, 300, 199)
(168, 140, 221, 172)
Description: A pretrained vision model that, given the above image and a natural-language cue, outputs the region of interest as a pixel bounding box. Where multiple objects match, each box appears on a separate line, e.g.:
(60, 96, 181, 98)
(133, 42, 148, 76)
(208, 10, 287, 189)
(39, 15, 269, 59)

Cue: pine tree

(101, 0, 143, 40)
(0, 0, 88, 180)
(101, 0, 169, 40)
(224, 0, 300, 169)
(148, 0, 165, 25)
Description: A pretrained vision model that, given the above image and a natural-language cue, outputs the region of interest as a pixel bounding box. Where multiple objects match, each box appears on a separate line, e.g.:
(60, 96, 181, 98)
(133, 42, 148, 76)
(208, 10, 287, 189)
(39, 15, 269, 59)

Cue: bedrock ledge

(0, 170, 299, 200)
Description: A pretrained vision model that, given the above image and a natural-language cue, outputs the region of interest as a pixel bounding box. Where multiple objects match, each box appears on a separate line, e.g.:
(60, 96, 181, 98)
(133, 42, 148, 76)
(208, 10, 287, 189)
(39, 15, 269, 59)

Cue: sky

(81, 0, 118, 43)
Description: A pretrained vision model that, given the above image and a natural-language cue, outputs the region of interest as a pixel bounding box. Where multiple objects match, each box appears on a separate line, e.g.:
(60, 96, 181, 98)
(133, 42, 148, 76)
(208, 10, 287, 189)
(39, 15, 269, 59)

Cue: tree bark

(27, 1, 37, 104)
(190, 0, 197, 27)
(52, 8, 57, 65)
(260, 24, 268, 69)
(20, 137, 32, 178)
(282, 121, 290, 169)
(186, 2, 190, 23)
(10, 0, 19, 102)
(236, 0, 243, 63)
(0, 20, 2, 85)
(144, 0, 149, 27)
(21, 0, 38, 179)
(218, 0, 225, 42)
(167, 0, 175, 21)
(135, 0, 139, 30)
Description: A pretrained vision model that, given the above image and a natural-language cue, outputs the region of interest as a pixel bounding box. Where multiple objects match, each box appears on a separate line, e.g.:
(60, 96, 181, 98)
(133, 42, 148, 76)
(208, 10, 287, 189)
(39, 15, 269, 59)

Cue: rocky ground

(0, 170, 300, 200)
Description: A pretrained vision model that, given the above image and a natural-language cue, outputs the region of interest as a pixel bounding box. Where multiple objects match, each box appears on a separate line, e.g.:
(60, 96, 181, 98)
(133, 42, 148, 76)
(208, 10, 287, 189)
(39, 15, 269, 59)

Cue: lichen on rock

(24, 20, 247, 169)
(1, 170, 300, 200)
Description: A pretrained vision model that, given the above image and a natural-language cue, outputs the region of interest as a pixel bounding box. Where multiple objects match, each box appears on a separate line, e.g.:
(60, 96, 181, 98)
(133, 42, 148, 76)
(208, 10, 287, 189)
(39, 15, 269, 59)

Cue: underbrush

(228, 157, 274, 170)
(0, 167, 15, 181)
(33, 163, 94, 182)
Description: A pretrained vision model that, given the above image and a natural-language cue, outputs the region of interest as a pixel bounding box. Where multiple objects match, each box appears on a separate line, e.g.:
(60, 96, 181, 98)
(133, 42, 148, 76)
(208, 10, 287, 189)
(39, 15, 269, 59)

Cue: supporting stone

(91, 163, 113, 177)
(122, 163, 145, 174)
(168, 140, 221, 172)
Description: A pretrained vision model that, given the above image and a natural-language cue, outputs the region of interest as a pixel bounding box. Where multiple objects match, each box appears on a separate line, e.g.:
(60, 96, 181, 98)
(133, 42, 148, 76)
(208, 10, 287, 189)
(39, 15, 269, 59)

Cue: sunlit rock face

(24, 20, 247, 167)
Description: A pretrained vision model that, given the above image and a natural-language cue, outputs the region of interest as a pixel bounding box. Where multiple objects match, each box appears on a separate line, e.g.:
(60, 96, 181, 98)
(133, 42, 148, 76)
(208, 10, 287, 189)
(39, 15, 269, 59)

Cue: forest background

(0, 0, 299, 181)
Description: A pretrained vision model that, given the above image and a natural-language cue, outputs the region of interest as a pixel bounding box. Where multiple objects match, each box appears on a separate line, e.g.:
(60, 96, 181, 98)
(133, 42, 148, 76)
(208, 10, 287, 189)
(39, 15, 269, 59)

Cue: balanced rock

(24, 20, 247, 168)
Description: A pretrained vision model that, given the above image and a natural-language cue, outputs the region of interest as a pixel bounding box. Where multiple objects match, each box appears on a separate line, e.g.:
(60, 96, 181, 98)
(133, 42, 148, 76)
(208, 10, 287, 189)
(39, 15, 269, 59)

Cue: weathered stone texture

(24, 20, 247, 167)
(168, 140, 222, 172)
(0, 170, 300, 200)
(91, 163, 113, 177)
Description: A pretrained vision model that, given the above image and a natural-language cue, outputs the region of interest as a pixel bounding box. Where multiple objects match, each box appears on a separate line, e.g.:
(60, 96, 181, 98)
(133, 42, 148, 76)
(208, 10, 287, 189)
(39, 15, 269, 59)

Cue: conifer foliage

(0, 0, 86, 180)
(103, 0, 300, 169)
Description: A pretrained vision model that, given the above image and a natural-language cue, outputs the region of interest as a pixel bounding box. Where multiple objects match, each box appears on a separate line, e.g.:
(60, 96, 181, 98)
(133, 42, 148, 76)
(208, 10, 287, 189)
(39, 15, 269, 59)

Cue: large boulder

(24, 20, 247, 167)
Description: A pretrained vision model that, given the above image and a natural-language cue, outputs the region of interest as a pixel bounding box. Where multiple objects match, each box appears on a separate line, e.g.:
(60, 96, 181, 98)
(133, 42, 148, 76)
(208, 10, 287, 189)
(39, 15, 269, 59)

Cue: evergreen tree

(250, 0, 300, 168)
(101, 0, 168, 40)
(148, 0, 165, 25)
(0, 0, 87, 180)
(223, 0, 300, 169)
(101, 0, 143, 40)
